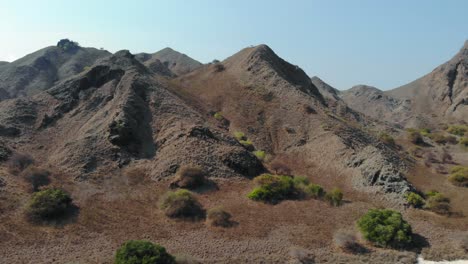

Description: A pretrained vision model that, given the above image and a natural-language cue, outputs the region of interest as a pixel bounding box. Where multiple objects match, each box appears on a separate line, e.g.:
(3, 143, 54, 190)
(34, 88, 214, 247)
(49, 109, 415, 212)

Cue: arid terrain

(0, 39, 467, 263)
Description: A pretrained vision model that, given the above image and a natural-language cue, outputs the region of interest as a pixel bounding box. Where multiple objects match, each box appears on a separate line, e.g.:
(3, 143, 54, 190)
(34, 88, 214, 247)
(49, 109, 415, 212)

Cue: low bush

(448, 166, 468, 187)
(233, 131, 246, 141)
(25, 188, 73, 222)
(213, 112, 224, 120)
(447, 124, 468, 136)
(333, 230, 362, 253)
(159, 189, 204, 219)
(115, 240, 175, 264)
(424, 192, 451, 215)
(357, 209, 413, 248)
(7, 153, 34, 174)
(303, 183, 325, 199)
(420, 128, 431, 136)
(460, 137, 468, 147)
(170, 165, 206, 189)
(325, 188, 343, 206)
(253, 150, 266, 161)
(407, 130, 423, 145)
(21, 166, 50, 191)
(379, 133, 395, 146)
(247, 174, 294, 203)
(206, 207, 232, 227)
(405, 192, 425, 208)
(239, 140, 254, 150)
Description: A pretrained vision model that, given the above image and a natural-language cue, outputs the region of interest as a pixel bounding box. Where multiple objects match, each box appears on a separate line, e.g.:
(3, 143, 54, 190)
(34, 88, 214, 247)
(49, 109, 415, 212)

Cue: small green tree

(405, 192, 425, 208)
(357, 209, 412, 248)
(303, 183, 325, 199)
(26, 188, 73, 221)
(115, 240, 175, 264)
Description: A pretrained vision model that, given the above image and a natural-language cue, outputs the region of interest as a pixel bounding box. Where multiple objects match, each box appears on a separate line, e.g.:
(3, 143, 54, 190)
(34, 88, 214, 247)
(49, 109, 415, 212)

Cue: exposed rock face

(340, 41, 468, 127)
(0, 49, 262, 180)
(135, 47, 202, 76)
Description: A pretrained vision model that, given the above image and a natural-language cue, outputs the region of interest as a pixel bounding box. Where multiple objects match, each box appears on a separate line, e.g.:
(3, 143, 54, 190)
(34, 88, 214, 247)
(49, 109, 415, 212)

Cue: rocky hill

(0, 39, 110, 100)
(135, 47, 202, 76)
(340, 41, 468, 128)
(0, 42, 466, 263)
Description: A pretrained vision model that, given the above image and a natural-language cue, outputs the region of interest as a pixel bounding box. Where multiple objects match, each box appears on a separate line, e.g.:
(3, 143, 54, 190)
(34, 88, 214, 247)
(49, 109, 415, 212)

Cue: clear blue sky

(0, 0, 466, 90)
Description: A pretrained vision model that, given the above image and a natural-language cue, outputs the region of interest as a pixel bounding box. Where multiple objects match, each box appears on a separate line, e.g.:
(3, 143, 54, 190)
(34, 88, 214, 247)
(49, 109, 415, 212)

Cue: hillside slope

(135, 47, 202, 76)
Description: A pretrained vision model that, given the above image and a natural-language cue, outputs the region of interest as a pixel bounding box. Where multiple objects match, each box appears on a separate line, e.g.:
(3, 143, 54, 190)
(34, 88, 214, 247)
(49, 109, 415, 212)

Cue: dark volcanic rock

(222, 148, 264, 178)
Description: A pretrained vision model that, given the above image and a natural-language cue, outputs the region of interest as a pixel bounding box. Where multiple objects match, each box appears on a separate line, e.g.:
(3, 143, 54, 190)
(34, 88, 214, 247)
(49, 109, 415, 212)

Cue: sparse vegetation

(115, 240, 175, 264)
(25, 188, 73, 222)
(233, 131, 246, 141)
(159, 189, 204, 219)
(407, 129, 423, 145)
(333, 230, 362, 253)
(405, 192, 425, 208)
(446, 124, 468, 136)
(429, 133, 458, 145)
(357, 209, 412, 248)
(206, 207, 232, 227)
(247, 174, 295, 203)
(448, 166, 468, 187)
(124, 167, 148, 185)
(213, 112, 224, 120)
(420, 128, 431, 136)
(253, 150, 266, 161)
(20, 166, 50, 191)
(459, 137, 468, 147)
(379, 132, 395, 146)
(424, 191, 451, 215)
(325, 188, 343, 206)
(7, 153, 34, 174)
(170, 165, 206, 189)
(303, 183, 325, 199)
(239, 139, 254, 150)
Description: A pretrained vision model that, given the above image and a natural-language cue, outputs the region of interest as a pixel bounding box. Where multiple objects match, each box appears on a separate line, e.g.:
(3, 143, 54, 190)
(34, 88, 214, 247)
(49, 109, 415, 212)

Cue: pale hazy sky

(0, 0, 467, 90)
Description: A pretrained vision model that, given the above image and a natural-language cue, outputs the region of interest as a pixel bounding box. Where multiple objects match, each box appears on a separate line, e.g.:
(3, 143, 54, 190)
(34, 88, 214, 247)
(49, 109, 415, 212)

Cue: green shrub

(239, 140, 254, 150)
(447, 125, 468, 136)
(292, 176, 309, 188)
(26, 188, 73, 221)
(407, 130, 423, 145)
(115, 240, 175, 264)
(159, 189, 204, 219)
(206, 207, 232, 227)
(448, 172, 468, 187)
(21, 166, 50, 191)
(303, 184, 325, 199)
(420, 128, 431, 136)
(425, 190, 441, 198)
(424, 192, 451, 215)
(233, 131, 246, 141)
(247, 174, 294, 203)
(170, 165, 205, 189)
(213, 112, 224, 120)
(357, 209, 412, 248)
(405, 192, 425, 208)
(325, 188, 343, 206)
(379, 133, 395, 146)
(459, 137, 468, 147)
(448, 166, 468, 187)
(253, 150, 266, 161)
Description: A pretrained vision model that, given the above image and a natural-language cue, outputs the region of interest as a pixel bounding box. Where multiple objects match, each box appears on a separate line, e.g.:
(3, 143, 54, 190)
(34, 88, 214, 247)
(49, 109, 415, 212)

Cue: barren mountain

(135, 47, 202, 76)
(0, 42, 466, 263)
(340, 41, 468, 128)
(0, 40, 110, 100)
